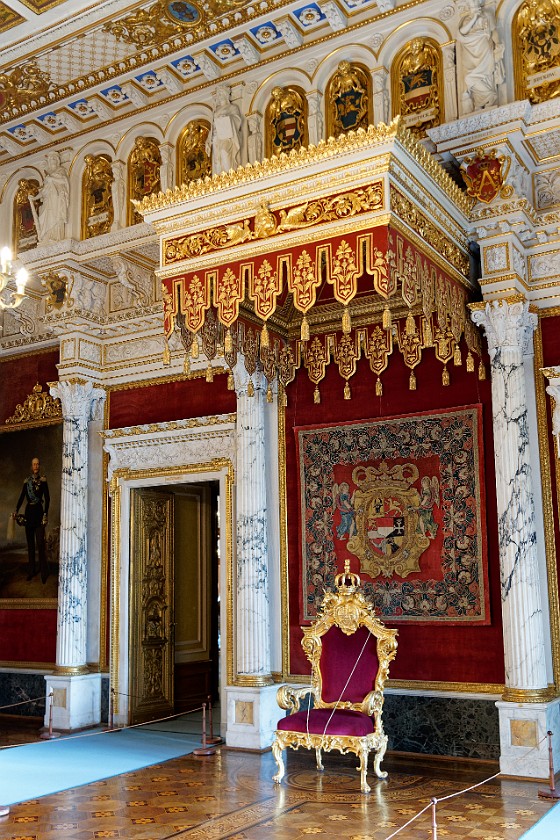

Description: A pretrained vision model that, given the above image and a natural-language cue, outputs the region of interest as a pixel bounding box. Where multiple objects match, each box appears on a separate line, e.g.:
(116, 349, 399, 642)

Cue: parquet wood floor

(0, 719, 555, 839)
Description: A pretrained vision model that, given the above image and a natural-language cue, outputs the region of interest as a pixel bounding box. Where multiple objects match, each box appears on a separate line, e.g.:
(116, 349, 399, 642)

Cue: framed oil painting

(0, 420, 62, 607)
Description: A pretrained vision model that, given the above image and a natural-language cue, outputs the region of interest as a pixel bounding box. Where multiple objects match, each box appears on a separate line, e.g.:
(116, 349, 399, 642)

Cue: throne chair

(272, 561, 398, 793)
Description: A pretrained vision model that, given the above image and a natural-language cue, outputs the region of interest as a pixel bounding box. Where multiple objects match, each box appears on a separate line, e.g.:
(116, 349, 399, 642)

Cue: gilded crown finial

(335, 560, 361, 593)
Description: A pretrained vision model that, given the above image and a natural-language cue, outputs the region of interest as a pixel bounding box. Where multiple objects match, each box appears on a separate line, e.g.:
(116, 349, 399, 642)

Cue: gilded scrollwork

(392, 38, 443, 138)
(128, 136, 162, 225)
(4, 383, 62, 426)
(177, 119, 211, 186)
(82, 153, 114, 239)
(0, 61, 53, 112)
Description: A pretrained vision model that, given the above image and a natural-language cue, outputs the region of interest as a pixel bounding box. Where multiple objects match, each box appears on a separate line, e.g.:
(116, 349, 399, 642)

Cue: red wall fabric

(0, 350, 59, 664)
(285, 338, 505, 685)
(0, 349, 59, 424)
(0, 610, 57, 664)
(108, 373, 236, 428)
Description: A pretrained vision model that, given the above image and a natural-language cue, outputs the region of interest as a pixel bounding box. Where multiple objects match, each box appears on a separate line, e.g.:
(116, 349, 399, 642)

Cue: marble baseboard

(384, 694, 500, 760)
(0, 671, 48, 717)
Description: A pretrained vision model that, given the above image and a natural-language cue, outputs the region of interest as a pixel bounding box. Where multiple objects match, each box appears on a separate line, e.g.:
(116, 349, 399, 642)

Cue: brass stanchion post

(40, 691, 60, 740)
(193, 703, 216, 756)
(431, 797, 438, 839)
(206, 695, 222, 745)
(539, 731, 560, 799)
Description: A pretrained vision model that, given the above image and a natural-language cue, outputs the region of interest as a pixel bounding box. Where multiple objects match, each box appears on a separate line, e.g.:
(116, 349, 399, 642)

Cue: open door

(129, 488, 174, 724)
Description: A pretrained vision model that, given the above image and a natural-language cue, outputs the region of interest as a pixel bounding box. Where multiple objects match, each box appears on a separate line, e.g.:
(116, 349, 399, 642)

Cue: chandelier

(0, 247, 29, 310)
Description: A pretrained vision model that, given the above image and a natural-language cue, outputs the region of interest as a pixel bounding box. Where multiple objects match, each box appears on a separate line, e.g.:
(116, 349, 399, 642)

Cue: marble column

(225, 362, 278, 749)
(472, 299, 558, 777)
(45, 378, 105, 730)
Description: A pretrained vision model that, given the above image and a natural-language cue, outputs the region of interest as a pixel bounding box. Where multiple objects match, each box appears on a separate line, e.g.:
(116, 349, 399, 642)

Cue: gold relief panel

(514, 0, 560, 103)
(13, 178, 39, 255)
(128, 137, 162, 226)
(326, 61, 372, 140)
(266, 85, 308, 159)
(17, 0, 66, 12)
(391, 38, 443, 138)
(82, 154, 114, 240)
(0, 4, 24, 33)
(177, 119, 211, 187)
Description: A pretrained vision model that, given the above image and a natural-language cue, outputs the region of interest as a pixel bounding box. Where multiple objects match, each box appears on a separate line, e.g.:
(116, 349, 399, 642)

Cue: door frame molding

(104, 415, 235, 725)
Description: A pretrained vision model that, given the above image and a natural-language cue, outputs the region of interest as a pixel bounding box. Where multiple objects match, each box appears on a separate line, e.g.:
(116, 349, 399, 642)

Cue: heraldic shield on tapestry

(296, 407, 489, 624)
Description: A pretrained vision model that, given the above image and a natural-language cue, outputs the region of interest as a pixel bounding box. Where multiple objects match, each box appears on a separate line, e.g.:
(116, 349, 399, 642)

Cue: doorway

(128, 481, 220, 724)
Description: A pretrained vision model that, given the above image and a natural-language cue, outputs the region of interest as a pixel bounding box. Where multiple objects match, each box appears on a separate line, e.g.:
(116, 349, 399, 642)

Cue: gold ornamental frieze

(162, 182, 384, 265)
(0, 61, 53, 113)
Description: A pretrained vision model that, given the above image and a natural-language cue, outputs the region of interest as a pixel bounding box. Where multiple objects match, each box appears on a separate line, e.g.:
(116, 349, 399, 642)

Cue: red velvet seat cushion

(277, 708, 374, 737)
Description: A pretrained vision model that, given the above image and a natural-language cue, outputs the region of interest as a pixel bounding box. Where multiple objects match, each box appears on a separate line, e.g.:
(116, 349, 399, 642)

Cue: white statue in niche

(206, 84, 243, 175)
(458, 0, 504, 112)
(30, 151, 70, 243)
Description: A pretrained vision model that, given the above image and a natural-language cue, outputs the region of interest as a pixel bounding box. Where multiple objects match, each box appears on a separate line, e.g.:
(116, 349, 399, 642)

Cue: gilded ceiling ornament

(104, 1, 201, 47)
(392, 38, 443, 138)
(266, 85, 307, 158)
(514, 0, 560, 102)
(4, 383, 62, 426)
(0, 61, 53, 112)
(82, 153, 114, 239)
(327, 61, 371, 139)
(461, 148, 511, 204)
(42, 270, 73, 311)
(177, 119, 211, 186)
(13, 178, 40, 254)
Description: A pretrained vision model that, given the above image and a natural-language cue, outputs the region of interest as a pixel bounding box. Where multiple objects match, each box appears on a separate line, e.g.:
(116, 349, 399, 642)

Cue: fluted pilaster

(49, 379, 105, 672)
(233, 363, 272, 685)
(472, 300, 548, 696)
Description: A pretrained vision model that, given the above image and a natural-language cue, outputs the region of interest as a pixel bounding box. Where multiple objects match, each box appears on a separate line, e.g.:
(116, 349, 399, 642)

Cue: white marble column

(45, 378, 105, 730)
(472, 299, 558, 777)
(225, 362, 278, 749)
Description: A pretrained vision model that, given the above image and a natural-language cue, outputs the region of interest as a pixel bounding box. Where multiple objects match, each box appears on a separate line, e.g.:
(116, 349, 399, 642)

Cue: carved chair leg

(315, 746, 324, 772)
(357, 746, 371, 794)
(373, 734, 389, 780)
(272, 738, 285, 784)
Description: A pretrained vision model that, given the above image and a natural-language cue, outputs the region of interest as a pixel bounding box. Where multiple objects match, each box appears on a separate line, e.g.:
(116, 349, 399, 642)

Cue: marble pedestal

(44, 673, 101, 731)
(224, 685, 279, 750)
(496, 697, 560, 779)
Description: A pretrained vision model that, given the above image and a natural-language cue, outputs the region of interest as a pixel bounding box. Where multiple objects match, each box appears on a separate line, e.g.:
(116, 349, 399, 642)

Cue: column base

(497, 697, 560, 779)
(224, 684, 279, 750)
(44, 672, 102, 731)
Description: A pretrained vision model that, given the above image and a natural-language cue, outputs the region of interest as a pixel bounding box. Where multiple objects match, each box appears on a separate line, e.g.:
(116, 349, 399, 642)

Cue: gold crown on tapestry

(352, 462, 418, 492)
(334, 559, 361, 595)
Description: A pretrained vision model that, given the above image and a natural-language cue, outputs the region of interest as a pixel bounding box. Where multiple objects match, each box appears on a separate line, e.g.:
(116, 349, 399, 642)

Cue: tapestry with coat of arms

(296, 406, 489, 623)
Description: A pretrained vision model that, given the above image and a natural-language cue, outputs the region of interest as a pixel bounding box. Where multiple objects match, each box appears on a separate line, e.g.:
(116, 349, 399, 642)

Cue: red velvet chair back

(319, 625, 379, 705)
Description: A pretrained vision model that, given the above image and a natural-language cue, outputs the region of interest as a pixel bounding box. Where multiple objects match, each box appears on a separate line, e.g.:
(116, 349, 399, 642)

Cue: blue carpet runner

(520, 800, 560, 838)
(0, 728, 199, 805)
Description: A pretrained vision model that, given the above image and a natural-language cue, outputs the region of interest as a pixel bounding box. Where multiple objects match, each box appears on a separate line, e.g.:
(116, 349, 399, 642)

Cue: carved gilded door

(129, 489, 174, 724)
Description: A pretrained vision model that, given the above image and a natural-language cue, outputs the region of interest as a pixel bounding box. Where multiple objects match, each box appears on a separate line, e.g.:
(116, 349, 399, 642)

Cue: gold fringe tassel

(405, 311, 416, 336)
(266, 385, 273, 403)
(342, 307, 351, 334)
(183, 355, 190, 375)
(224, 328, 233, 353)
(454, 344, 462, 366)
(478, 361, 486, 381)
(301, 315, 310, 342)
(424, 318, 433, 347)
(313, 386, 321, 404)
(247, 379, 254, 397)
(227, 372, 234, 390)
(206, 364, 213, 383)
(383, 306, 391, 330)
(191, 335, 199, 359)
(376, 377, 383, 396)
(261, 322, 269, 348)
(466, 351, 474, 373)
(344, 381, 351, 400)
(442, 366, 450, 386)
(409, 370, 416, 391)
(163, 338, 170, 366)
